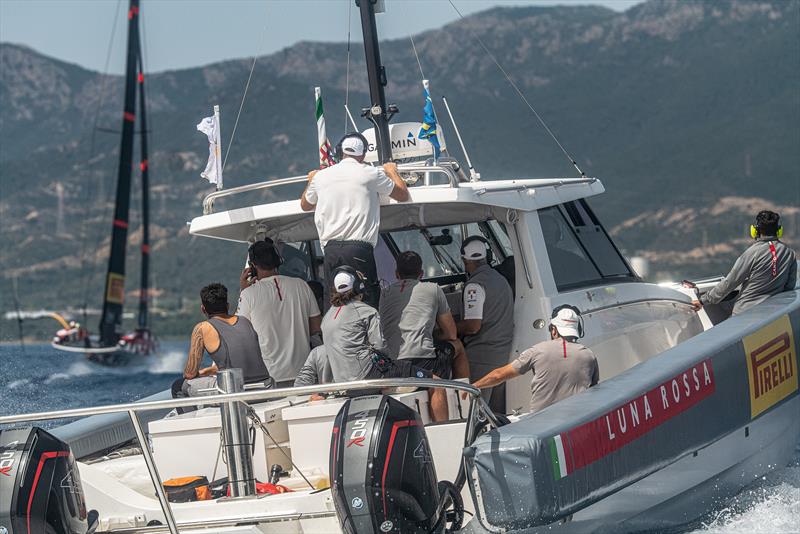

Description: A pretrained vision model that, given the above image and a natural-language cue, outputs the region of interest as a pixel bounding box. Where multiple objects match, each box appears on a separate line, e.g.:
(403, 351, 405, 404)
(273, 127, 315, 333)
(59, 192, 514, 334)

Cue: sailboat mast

(136, 49, 150, 331)
(99, 0, 140, 346)
(356, 0, 393, 163)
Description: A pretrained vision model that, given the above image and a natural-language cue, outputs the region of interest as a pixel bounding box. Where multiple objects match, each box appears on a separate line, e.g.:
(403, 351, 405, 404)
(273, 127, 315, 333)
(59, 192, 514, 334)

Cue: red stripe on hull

(564, 360, 715, 473)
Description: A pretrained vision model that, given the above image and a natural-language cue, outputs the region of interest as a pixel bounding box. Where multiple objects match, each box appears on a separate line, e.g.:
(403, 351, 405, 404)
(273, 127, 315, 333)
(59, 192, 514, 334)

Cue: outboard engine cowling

(330, 395, 460, 534)
(0, 427, 97, 534)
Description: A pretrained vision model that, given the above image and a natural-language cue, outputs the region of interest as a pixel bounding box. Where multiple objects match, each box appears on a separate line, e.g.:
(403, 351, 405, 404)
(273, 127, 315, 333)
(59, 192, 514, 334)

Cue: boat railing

(0, 379, 493, 534)
(201, 161, 464, 214)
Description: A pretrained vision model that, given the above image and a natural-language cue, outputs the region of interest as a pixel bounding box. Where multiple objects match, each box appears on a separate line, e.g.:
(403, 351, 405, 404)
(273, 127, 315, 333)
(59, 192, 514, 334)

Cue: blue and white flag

(418, 79, 441, 159)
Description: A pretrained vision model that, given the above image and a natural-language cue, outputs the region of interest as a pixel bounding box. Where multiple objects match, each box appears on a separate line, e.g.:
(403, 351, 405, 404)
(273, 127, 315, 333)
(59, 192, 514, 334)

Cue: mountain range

(1, 0, 798, 339)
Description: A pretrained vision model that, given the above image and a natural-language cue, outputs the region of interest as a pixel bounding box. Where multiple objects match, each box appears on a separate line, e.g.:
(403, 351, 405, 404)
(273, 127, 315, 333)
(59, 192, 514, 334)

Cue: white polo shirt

(304, 158, 395, 249)
(237, 275, 320, 382)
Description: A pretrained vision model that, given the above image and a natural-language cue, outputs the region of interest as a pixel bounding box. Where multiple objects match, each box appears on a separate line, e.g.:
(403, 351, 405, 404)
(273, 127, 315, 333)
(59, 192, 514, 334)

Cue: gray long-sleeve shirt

(293, 346, 333, 387)
(701, 238, 797, 315)
(321, 300, 386, 382)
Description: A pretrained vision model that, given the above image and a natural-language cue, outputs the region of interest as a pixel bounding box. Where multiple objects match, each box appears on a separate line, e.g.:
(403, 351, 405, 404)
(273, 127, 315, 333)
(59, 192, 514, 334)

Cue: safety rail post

(217, 369, 257, 497)
(128, 409, 179, 534)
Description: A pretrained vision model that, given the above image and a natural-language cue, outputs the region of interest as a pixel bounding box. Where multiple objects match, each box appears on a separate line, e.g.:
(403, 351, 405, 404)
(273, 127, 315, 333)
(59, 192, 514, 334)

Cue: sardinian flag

(315, 87, 335, 168)
(197, 107, 223, 188)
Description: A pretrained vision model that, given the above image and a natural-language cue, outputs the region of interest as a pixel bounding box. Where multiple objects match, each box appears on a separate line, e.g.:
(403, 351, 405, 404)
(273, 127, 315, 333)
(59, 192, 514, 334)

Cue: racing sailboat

(51, 0, 156, 364)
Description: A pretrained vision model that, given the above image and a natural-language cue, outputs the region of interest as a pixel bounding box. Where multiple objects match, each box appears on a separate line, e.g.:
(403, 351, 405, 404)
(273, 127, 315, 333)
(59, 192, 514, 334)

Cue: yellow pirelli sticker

(106, 272, 125, 305)
(743, 315, 798, 418)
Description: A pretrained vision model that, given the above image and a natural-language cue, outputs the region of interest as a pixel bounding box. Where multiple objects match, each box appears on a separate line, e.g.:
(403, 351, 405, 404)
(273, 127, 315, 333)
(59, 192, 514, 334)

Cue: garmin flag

(418, 79, 441, 159)
(197, 106, 223, 188)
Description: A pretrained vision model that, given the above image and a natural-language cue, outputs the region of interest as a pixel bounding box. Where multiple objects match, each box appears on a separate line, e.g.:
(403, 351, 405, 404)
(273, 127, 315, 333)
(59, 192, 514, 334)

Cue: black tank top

(207, 316, 270, 383)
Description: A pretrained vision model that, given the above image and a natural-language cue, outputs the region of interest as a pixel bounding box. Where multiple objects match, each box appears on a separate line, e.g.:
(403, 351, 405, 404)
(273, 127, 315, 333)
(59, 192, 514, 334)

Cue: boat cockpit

(189, 159, 705, 412)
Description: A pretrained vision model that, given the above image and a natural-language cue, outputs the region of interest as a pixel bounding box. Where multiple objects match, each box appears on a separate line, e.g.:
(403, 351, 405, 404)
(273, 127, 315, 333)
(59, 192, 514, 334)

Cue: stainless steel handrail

(200, 163, 462, 215)
(473, 177, 597, 195)
(202, 174, 307, 214)
(0, 379, 482, 425)
(1, 379, 490, 534)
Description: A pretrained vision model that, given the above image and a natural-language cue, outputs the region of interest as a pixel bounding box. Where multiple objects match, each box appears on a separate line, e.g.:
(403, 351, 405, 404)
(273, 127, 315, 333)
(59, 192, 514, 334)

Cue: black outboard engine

(0, 427, 98, 534)
(330, 395, 463, 534)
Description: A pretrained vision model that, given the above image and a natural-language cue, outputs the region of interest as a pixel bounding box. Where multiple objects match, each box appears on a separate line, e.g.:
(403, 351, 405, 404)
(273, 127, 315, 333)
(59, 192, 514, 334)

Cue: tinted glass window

(539, 207, 602, 288)
(568, 200, 632, 278)
(278, 242, 313, 280)
(390, 225, 466, 278)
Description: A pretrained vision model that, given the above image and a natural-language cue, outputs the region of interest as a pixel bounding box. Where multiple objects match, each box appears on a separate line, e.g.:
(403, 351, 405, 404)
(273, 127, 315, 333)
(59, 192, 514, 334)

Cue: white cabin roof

(189, 177, 604, 243)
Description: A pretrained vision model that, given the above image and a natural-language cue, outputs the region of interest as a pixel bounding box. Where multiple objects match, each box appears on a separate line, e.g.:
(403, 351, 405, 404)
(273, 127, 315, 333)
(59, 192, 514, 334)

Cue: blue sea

(1, 343, 797, 533)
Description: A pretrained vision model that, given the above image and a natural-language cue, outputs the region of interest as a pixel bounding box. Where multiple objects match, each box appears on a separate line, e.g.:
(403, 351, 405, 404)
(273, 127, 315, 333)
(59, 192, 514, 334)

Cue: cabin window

(539, 207, 602, 288)
(278, 241, 315, 280)
(388, 225, 468, 279)
(382, 221, 508, 281)
(540, 202, 635, 291)
(564, 200, 632, 278)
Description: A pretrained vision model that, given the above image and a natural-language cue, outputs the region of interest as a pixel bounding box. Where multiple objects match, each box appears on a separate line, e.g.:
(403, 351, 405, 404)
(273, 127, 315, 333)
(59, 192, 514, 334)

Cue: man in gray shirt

(693, 211, 797, 315)
(472, 305, 598, 413)
(380, 251, 469, 419)
(294, 346, 332, 387)
(456, 236, 514, 413)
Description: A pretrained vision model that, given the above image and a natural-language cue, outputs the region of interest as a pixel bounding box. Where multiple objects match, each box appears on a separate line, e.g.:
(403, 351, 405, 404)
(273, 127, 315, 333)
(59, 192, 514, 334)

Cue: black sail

(98, 0, 140, 346)
(136, 52, 150, 331)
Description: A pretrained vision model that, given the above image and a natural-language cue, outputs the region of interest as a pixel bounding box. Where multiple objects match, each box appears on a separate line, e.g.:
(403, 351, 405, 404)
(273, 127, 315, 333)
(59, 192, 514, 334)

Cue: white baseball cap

(341, 136, 366, 156)
(550, 307, 581, 338)
(334, 271, 355, 293)
(461, 239, 487, 261)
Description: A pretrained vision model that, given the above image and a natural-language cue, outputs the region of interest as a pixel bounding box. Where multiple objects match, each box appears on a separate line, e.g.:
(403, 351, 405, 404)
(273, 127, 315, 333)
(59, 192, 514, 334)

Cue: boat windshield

(274, 220, 513, 284)
(384, 221, 512, 280)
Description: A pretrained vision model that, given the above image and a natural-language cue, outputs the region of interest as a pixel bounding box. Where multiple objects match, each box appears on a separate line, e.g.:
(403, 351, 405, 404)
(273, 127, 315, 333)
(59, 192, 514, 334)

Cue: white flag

(197, 115, 222, 188)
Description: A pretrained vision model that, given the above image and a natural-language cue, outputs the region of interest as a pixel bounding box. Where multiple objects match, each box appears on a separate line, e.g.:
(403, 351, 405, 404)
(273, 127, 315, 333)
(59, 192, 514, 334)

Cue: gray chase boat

(1, 1, 798, 533)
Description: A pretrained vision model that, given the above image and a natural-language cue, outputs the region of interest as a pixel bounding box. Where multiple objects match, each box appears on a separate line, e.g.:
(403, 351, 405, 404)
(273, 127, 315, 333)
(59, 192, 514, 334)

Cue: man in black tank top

(172, 283, 270, 402)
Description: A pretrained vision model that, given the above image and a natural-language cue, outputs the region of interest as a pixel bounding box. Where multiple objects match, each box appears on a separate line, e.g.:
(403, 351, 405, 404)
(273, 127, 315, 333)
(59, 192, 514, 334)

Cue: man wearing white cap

(320, 265, 449, 421)
(300, 132, 410, 308)
(457, 236, 514, 413)
(471, 305, 598, 414)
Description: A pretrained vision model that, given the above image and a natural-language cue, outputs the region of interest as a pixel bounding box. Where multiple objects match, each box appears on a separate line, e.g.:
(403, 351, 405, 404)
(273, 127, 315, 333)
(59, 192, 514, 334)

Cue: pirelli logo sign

(743, 315, 798, 418)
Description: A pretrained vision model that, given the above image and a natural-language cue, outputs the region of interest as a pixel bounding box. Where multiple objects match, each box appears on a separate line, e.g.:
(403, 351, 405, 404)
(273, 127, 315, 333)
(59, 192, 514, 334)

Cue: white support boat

(2, 1, 798, 533)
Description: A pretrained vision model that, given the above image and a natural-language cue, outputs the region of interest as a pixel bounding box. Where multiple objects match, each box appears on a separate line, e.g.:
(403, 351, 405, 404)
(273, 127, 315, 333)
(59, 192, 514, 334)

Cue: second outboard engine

(330, 395, 463, 534)
(0, 427, 98, 534)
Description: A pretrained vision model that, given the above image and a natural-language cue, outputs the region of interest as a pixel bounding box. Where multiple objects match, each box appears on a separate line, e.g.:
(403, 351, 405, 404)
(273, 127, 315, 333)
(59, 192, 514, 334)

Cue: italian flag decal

(549, 434, 569, 480)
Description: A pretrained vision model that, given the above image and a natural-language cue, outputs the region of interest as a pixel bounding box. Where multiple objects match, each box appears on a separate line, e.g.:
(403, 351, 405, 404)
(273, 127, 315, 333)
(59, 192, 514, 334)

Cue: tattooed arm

(183, 323, 206, 379)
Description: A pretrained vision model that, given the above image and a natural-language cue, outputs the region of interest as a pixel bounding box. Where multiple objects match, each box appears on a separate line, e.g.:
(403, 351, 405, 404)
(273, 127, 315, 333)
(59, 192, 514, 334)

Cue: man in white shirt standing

(300, 133, 410, 308)
(237, 240, 322, 387)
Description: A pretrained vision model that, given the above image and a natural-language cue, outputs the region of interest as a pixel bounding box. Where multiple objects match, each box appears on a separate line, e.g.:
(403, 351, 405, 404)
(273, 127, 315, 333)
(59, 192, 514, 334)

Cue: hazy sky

(0, 0, 642, 74)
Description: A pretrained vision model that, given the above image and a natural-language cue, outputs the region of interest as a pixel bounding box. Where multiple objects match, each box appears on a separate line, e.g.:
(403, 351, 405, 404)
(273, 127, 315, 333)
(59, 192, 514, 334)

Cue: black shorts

(365, 355, 433, 380)
(403, 340, 455, 379)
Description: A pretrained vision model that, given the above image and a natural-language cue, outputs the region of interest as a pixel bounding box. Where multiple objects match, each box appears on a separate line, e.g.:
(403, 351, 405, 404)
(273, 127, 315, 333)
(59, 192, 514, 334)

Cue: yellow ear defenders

(750, 224, 783, 239)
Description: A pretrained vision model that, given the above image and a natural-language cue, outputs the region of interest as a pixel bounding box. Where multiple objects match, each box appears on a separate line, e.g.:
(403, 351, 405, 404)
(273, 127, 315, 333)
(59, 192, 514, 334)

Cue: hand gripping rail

(0, 379, 492, 534)
(201, 162, 463, 214)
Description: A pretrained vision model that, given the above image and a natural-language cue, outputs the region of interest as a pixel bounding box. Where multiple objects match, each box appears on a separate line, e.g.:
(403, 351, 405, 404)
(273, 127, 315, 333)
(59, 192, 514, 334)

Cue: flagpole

(213, 104, 222, 191)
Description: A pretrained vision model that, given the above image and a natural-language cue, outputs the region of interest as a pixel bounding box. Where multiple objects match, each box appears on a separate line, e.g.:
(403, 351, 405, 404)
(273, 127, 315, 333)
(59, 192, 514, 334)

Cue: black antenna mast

(356, 0, 395, 164)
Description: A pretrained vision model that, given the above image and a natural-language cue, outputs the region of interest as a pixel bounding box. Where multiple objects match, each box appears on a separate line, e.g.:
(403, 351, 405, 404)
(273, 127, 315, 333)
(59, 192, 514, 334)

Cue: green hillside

(1, 0, 798, 340)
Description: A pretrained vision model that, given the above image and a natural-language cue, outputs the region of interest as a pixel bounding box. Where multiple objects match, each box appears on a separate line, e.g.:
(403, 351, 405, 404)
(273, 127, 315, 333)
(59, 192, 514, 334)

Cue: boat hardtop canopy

(189, 163, 603, 244)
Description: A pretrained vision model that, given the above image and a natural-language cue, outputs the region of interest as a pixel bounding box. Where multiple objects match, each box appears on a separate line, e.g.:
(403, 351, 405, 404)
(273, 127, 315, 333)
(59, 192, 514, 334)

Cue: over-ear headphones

(550, 304, 585, 338)
(248, 238, 284, 268)
(750, 223, 783, 239)
(334, 132, 370, 162)
(460, 235, 494, 264)
(332, 264, 366, 295)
